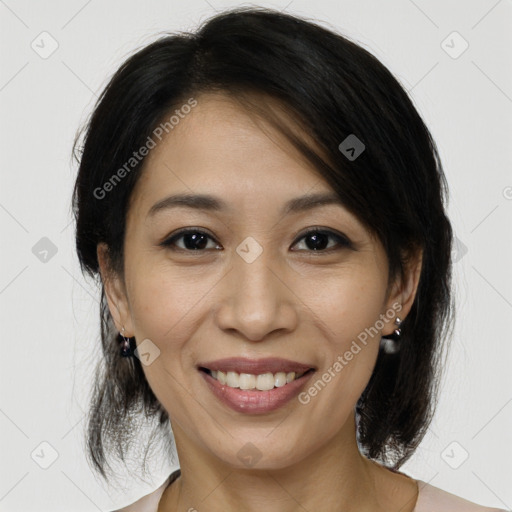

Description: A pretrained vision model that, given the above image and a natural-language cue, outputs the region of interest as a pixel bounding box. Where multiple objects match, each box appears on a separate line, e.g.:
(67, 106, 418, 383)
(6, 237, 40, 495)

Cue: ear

(382, 247, 423, 337)
(97, 243, 134, 336)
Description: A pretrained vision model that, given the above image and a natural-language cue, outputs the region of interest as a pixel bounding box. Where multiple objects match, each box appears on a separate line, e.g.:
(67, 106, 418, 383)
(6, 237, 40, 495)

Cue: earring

(119, 326, 134, 357)
(380, 316, 402, 354)
(393, 317, 402, 337)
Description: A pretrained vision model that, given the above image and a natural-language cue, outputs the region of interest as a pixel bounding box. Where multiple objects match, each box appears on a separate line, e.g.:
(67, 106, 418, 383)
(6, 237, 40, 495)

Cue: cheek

(291, 266, 386, 406)
(127, 259, 214, 338)
(294, 262, 388, 346)
(125, 259, 225, 394)
(126, 252, 388, 374)
(294, 290, 383, 441)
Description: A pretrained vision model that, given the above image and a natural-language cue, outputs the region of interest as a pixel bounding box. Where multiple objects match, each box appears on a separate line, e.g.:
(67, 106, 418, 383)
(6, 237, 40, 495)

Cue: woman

(72, 7, 508, 512)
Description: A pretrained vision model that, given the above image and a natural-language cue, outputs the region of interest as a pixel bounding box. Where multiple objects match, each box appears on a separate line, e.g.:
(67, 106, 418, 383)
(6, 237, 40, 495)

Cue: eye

(291, 228, 352, 253)
(160, 227, 352, 253)
(160, 228, 221, 251)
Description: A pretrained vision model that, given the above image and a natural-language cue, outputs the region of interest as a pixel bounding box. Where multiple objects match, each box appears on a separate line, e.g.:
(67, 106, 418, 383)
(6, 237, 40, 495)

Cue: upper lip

(197, 357, 316, 375)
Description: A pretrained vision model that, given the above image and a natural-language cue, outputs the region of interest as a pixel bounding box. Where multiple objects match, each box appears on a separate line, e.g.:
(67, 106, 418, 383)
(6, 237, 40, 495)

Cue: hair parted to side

(72, 6, 453, 483)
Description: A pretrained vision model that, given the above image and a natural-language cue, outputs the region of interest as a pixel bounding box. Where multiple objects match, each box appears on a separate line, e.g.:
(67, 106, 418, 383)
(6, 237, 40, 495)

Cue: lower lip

(199, 369, 315, 414)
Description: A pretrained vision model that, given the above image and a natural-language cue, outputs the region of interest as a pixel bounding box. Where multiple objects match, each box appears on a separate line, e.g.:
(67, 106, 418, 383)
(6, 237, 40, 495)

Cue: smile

(200, 368, 313, 391)
(197, 357, 317, 414)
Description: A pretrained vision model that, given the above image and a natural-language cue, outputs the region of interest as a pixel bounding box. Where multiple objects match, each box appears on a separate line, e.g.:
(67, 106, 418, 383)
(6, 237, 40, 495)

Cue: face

(99, 92, 420, 470)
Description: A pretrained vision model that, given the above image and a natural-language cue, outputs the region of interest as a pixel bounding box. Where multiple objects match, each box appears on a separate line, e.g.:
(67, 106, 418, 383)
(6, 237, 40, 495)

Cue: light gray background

(1, 0, 511, 510)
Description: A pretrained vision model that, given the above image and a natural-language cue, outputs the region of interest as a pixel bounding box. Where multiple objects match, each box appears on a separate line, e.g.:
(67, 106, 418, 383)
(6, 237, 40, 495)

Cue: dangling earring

(119, 326, 134, 357)
(380, 316, 402, 354)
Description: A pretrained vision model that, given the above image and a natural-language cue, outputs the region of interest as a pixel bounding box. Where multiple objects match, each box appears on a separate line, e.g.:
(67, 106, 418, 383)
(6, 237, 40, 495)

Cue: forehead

(129, 92, 334, 215)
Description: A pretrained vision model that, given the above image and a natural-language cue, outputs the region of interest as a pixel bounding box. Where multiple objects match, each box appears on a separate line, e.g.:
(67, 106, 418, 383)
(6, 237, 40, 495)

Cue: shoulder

(415, 480, 509, 512)
(110, 469, 181, 512)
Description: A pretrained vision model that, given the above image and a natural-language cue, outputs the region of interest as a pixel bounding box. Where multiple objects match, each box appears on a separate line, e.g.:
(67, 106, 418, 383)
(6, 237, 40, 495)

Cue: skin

(98, 92, 423, 512)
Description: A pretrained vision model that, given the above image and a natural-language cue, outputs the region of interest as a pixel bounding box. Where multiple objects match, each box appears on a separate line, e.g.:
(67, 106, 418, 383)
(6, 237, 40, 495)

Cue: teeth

(209, 370, 306, 390)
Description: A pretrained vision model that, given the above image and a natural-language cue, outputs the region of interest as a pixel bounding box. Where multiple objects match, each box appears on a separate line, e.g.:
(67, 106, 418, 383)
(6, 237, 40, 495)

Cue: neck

(159, 413, 418, 512)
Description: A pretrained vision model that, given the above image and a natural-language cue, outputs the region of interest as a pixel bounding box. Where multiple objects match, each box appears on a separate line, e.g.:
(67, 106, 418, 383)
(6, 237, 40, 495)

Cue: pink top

(113, 469, 509, 512)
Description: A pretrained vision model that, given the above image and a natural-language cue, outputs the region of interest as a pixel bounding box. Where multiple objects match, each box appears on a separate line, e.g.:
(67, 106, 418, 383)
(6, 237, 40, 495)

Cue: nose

(214, 250, 299, 342)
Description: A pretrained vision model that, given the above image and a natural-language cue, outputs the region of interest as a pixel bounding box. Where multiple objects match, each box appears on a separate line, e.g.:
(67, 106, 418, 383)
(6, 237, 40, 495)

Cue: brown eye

(161, 229, 221, 251)
(160, 227, 352, 254)
(292, 228, 352, 252)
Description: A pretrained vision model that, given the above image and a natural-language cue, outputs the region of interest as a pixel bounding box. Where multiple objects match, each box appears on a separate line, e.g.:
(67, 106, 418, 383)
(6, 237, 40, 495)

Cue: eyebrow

(146, 192, 345, 218)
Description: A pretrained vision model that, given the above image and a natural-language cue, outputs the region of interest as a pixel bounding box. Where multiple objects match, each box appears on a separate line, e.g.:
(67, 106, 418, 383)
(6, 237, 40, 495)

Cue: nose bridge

(236, 246, 278, 303)
(215, 241, 297, 340)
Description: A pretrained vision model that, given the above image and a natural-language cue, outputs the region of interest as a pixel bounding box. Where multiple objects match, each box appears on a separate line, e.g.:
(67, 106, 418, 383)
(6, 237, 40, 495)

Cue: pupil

(185, 233, 207, 250)
(182, 233, 329, 251)
(307, 233, 328, 250)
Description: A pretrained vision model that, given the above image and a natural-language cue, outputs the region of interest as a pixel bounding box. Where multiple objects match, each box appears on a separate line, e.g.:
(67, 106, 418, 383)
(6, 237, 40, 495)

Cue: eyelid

(160, 226, 353, 252)
(160, 227, 221, 249)
(292, 227, 353, 251)
(295, 226, 351, 243)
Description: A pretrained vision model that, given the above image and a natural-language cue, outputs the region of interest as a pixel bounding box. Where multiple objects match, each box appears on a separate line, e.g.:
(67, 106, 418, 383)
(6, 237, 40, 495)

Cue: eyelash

(160, 227, 353, 254)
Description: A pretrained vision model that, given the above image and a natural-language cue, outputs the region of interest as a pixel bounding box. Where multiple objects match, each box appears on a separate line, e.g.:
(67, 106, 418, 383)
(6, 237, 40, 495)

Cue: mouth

(196, 357, 317, 414)
(198, 367, 315, 391)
